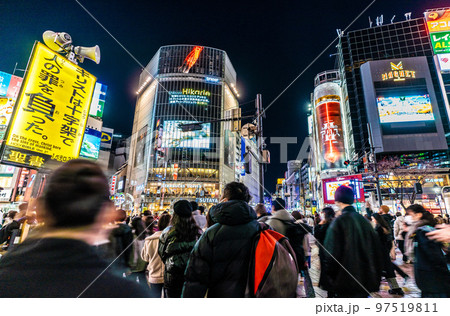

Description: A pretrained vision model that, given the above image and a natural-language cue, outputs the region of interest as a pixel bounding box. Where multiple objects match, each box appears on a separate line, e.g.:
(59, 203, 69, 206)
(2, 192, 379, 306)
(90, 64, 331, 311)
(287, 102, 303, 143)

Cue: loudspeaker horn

(74, 45, 101, 64)
(43, 30, 72, 52)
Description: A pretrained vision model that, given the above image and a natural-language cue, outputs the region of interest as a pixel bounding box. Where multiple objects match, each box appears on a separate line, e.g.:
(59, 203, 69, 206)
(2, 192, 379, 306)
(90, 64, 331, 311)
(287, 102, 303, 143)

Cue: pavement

(297, 243, 421, 298)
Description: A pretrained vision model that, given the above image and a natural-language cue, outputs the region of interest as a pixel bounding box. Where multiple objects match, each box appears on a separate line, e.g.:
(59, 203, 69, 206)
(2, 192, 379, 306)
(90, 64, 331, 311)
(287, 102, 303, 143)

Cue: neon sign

(381, 61, 416, 81)
(179, 46, 204, 73)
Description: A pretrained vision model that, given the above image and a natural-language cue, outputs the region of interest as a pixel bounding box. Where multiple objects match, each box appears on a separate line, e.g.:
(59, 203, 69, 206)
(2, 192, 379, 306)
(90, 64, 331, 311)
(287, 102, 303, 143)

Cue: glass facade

(127, 45, 239, 211)
(338, 17, 450, 166)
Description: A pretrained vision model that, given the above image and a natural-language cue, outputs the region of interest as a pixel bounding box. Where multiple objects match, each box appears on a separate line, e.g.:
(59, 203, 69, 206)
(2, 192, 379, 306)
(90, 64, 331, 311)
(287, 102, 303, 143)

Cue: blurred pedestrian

(109, 209, 134, 277)
(0, 159, 149, 297)
(158, 200, 201, 298)
(254, 203, 268, 220)
(183, 182, 261, 297)
(141, 214, 171, 298)
(373, 213, 406, 295)
(323, 185, 383, 298)
(394, 211, 408, 262)
(405, 204, 450, 298)
(313, 207, 335, 297)
(426, 224, 450, 243)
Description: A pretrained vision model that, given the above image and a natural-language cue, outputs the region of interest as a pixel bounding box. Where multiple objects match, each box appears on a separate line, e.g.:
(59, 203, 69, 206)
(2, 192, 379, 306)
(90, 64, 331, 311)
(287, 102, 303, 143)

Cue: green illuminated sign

(431, 31, 450, 54)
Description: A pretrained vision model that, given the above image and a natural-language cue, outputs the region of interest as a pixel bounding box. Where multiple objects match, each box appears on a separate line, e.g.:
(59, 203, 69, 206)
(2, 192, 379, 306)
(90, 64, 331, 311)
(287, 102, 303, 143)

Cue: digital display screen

(161, 120, 210, 149)
(322, 175, 365, 204)
(80, 128, 101, 159)
(377, 94, 434, 123)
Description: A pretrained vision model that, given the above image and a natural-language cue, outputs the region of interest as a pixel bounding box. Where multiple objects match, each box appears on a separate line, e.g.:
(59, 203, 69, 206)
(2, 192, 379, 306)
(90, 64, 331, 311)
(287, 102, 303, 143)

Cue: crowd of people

(0, 159, 449, 298)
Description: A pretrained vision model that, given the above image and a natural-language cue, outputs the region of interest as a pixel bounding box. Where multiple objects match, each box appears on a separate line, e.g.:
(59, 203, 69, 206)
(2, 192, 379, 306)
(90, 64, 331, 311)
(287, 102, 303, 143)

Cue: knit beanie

(334, 185, 354, 205)
(173, 200, 193, 218)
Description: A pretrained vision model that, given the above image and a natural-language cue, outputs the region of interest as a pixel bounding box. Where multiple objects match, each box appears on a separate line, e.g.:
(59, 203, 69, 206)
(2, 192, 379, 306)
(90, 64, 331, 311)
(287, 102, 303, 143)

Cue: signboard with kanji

(1, 42, 96, 169)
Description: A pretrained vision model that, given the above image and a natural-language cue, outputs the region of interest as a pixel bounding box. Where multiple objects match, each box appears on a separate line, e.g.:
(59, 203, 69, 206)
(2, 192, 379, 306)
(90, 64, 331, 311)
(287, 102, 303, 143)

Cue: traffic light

(414, 182, 423, 194)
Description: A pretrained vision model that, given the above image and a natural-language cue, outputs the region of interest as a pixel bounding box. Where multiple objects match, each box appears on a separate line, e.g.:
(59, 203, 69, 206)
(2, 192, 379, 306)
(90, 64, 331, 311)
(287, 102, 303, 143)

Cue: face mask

(404, 215, 413, 225)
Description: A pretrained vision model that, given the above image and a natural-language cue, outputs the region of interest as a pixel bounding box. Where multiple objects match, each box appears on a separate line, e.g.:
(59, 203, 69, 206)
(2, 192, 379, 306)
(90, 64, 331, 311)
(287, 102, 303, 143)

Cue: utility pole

(367, 123, 382, 206)
(256, 94, 264, 203)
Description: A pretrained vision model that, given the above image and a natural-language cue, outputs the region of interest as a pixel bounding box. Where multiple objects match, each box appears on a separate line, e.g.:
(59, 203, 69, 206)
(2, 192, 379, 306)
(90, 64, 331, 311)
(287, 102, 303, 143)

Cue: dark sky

(0, 0, 447, 191)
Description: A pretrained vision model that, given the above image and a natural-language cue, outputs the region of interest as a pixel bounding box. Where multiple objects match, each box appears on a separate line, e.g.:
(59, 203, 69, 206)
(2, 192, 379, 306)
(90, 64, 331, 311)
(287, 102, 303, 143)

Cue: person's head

(334, 185, 354, 210)
(321, 207, 335, 223)
(7, 210, 17, 220)
(171, 200, 200, 241)
(254, 203, 268, 217)
(115, 209, 127, 223)
(272, 198, 285, 213)
(190, 201, 199, 212)
(18, 202, 28, 215)
(157, 214, 171, 231)
(373, 212, 390, 231)
(142, 210, 151, 217)
(41, 159, 112, 229)
(222, 182, 251, 203)
(405, 204, 436, 226)
(395, 212, 402, 217)
(291, 210, 301, 220)
(198, 205, 205, 215)
(379, 205, 390, 214)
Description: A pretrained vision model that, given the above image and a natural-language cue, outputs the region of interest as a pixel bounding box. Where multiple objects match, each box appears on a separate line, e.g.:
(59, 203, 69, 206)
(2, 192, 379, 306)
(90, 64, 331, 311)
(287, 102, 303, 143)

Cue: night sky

(1, 0, 447, 192)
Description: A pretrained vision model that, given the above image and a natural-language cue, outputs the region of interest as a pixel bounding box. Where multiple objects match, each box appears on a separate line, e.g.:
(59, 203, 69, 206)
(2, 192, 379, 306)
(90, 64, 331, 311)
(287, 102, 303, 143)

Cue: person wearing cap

(322, 185, 383, 298)
(158, 200, 201, 298)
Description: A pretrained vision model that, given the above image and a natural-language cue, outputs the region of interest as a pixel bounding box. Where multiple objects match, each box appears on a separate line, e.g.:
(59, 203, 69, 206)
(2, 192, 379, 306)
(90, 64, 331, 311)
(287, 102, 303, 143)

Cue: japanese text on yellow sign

(5, 42, 96, 163)
(425, 9, 450, 33)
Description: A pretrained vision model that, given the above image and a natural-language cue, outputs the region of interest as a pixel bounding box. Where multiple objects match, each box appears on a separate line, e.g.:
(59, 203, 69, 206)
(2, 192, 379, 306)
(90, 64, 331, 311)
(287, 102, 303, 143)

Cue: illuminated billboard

(377, 95, 435, 123)
(2, 42, 96, 169)
(179, 46, 204, 73)
(437, 53, 450, 72)
(0, 97, 16, 142)
(89, 82, 107, 118)
(430, 31, 450, 54)
(314, 82, 345, 171)
(322, 174, 365, 204)
(161, 120, 210, 149)
(80, 127, 101, 159)
(0, 71, 23, 98)
(425, 9, 450, 33)
(169, 89, 210, 106)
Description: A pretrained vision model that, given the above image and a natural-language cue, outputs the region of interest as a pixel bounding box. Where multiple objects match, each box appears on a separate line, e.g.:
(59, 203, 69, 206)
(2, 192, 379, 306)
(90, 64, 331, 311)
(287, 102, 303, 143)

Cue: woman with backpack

(158, 200, 202, 298)
(405, 204, 450, 298)
(372, 213, 405, 296)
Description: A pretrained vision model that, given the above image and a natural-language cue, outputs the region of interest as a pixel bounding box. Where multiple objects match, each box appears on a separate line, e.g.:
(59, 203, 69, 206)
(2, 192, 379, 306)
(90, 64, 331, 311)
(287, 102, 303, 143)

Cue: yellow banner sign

(5, 42, 96, 164)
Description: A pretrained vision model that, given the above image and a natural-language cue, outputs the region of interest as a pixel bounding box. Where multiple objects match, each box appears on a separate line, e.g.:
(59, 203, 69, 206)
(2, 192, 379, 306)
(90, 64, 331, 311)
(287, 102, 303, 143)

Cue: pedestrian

(254, 203, 268, 219)
(260, 198, 294, 235)
(108, 209, 134, 277)
(158, 200, 201, 298)
(314, 212, 321, 227)
(394, 211, 408, 262)
(141, 214, 171, 298)
(372, 213, 406, 296)
(322, 185, 383, 298)
(182, 182, 261, 297)
(405, 204, 450, 298)
(128, 215, 154, 286)
(0, 159, 149, 297)
(192, 207, 207, 230)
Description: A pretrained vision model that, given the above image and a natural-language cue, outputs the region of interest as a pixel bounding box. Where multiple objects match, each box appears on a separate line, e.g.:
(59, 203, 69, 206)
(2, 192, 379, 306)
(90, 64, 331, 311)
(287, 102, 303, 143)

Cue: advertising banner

(80, 127, 102, 159)
(100, 127, 113, 149)
(430, 31, 450, 54)
(0, 97, 16, 142)
(2, 42, 96, 169)
(322, 174, 365, 204)
(377, 95, 435, 123)
(161, 120, 210, 149)
(437, 53, 450, 72)
(89, 82, 107, 118)
(425, 9, 450, 33)
(0, 71, 12, 96)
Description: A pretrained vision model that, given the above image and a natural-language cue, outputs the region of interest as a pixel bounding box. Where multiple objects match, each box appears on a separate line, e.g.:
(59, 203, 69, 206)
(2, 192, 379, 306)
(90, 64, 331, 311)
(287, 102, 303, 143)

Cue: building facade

(126, 45, 240, 212)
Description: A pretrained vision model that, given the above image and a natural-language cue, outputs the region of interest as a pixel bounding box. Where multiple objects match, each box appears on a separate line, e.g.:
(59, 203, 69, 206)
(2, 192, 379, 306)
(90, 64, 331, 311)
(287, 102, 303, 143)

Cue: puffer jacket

(182, 200, 260, 298)
(158, 227, 198, 291)
(323, 206, 383, 296)
(141, 231, 164, 284)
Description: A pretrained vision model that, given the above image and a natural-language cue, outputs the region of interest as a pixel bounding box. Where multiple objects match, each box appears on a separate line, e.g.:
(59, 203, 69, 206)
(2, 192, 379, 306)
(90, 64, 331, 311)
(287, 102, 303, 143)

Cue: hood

(210, 200, 256, 226)
(271, 209, 294, 221)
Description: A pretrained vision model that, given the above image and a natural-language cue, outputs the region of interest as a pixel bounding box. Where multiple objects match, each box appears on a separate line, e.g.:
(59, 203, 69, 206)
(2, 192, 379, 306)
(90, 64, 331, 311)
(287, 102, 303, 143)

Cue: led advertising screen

(161, 120, 210, 149)
(377, 95, 434, 123)
(80, 127, 101, 159)
(322, 174, 365, 204)
(2, 42, 96, 169)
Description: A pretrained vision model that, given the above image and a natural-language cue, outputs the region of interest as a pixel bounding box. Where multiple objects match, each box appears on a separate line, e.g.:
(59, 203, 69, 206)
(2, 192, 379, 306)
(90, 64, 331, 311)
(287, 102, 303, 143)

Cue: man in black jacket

(182, 182, 260, 297)
(0, 160, 149, 298)
(323, 185, 383, 298)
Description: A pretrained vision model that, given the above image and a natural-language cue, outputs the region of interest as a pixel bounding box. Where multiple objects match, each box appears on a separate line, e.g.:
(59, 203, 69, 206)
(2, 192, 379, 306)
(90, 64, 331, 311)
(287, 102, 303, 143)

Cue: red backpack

(245, 224, 299, 298)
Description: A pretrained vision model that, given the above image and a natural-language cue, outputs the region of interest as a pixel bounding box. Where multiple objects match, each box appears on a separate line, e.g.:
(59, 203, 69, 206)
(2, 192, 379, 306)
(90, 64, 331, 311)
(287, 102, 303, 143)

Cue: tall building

(337, 16, 450, 165)
(126, 45, 241, 212)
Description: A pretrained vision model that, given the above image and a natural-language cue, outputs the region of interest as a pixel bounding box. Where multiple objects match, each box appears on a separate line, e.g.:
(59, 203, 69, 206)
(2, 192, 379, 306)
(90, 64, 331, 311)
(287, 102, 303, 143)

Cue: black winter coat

(158, 226, 199, 294)
(413, 227, 450, 296)
(182, 200, 260, 298)
(323, 206, 383, 296)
